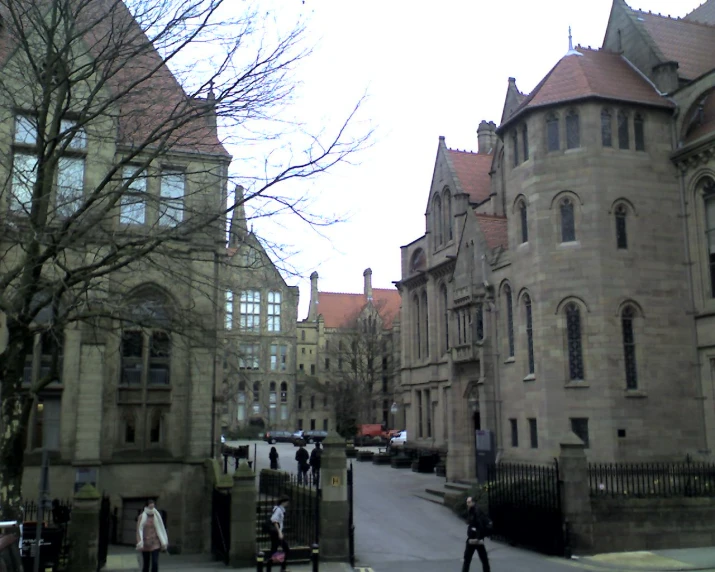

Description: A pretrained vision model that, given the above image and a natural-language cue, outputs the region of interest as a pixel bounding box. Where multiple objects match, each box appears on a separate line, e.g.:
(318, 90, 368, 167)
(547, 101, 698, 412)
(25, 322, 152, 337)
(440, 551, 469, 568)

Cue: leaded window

(505, 285, 514, 357)
(615, 204, 628, 249)
(414, 295, 421, 359)
(622, 306, 637, 389)
(565, 303, 584, 380)
(519, 201, 528, 243)
(618, 111, 629, 149)
(441, 285, 449, 353)
(512, 130, 519, 167)
(120, 166, 146, 224)
(705, 179, 715, 297)
(634, 114, 645, 151)
(566, 111, 580, 149)
(158, 169, 185, 226)
(560, 198, 575, 242)
(522, 123, 529, 161)
(239, 290, 261, 331)
(239, 343, 260, 370)
(434, 195, 443, 246)
(445, 190, 453, 241)
(547, 114, 560, 152)
(524, 294, 534, 375)
(601, 109, 612, 147)
(475, 303, 484, 342)
(267, 291, 281, 332)
(225, 290, 233, 330)
(529, 418, 538, 448)
(422, 291, 429, 358)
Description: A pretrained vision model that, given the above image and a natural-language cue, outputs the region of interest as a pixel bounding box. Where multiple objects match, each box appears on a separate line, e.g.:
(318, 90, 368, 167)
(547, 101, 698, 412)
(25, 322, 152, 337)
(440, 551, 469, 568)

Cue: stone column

(68, 484, 101, 572)
(74, 344, 105, 462)
(319, 432, 349, 561)
(229, 462, 256, 567)
(559, 433, 593, 554)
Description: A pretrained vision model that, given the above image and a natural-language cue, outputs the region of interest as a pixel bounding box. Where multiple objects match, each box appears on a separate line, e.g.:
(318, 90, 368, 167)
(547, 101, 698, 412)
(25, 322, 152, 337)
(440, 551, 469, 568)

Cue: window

(565, 303, 584, 381)
(310, 395, 315, 410)
(475, 303, 484, 342)
(421, 291, 429, 358)
(310, 419, 316, 430)
(238, 343, 260, 370)
(149, 410, 162, 444)
(441, 285, 449, 353)
(298, 396, 302, 409)
(560, 198, 575, 242)
(158, 169, 185, 226)
(225, 291, 233, 330)
(519, 200, 528, 243)
(522, 123, 529, 161)
(15, 115, 37, 145)
(504, 285, 514, 357)
(615, 205, 628, 249)
(269, 382, 277, 405)
(310, 364, 315, 375)
(301, 330, 306, 341)
(56, 157, 85, 217)
(239, 290, 261, 331)
(280, 382, 288, 403)
(298, 419, 303, 430)
(601, 110, 613, 147)
(244, 248, 261, 268)
(280, 403, 288, 421)
(270, 345, 279, 370)
(120, 166, 146, 224)
(148, 332, 171, 385)
(324, 358, 330, 370)
(267, 291, 281, 332)
(121, 330, 170, 386)
(280, 345, 287, 371)
(546, 114, 560, 152)
(434, 195, 443, 246)
(618, 111, 629, 149)
(622, 306, 637, 389)
(238, 387, 246, 421)
(634, 114, 645, 151)
(11, 153, 38, 212)
(529, 418, 538, 448)
(414, 295, 421, 359)
(323, 395, 328, 407)
(566, 111, 580, 149)
(510, 419, 518, 447)
(570, 418, 590, 448)
(512, 130, 519, 166)
(445, 190, 453, 241)
(705, 180, 715, 297)
(524, 294, 534, 375)
(121, 331, 143, 385)
(323, 419, 328, 431)
(124, 413, 136, 444)
(32, 398, 61, 450)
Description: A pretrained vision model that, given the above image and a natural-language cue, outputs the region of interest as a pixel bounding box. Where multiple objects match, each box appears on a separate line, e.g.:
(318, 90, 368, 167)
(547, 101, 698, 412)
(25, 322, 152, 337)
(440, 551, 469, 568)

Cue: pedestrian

(462, 496, 491, 572)
(309, 443, 322, 486)
(269, 446, 280, 470)
(295, 444, 309, 484)
(136, 499, 168, 572)
(267, 496, 290, 572)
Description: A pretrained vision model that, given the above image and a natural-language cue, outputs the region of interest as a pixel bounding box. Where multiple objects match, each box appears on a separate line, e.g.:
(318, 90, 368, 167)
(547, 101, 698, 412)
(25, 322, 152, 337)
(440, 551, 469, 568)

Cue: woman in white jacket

(136, 500, 168, 572)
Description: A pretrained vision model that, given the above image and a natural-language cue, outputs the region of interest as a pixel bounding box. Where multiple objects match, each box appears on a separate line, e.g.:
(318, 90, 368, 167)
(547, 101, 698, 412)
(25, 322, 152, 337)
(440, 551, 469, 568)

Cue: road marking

(354, 568, 374, 572)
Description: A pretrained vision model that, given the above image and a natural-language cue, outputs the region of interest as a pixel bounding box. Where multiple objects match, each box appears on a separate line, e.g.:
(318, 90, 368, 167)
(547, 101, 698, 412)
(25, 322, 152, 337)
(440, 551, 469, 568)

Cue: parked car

(263, 430, 294, 444)
(292, 430, 328, 446)
(390, 430, 407, 448)
(0, 522, 22, 572)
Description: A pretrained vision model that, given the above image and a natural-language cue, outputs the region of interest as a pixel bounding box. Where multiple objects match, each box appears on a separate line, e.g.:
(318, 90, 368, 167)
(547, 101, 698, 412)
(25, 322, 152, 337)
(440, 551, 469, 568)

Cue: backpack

(262, 507, 277, 534)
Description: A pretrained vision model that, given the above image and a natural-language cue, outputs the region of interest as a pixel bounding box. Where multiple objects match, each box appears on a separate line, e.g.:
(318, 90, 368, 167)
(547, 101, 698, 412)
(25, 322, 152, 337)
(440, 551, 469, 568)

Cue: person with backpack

(266, 496, 290, 571)
(309, 443, 322, 486)
(462, 496, 491, 572)
(295, 445, 309, 484)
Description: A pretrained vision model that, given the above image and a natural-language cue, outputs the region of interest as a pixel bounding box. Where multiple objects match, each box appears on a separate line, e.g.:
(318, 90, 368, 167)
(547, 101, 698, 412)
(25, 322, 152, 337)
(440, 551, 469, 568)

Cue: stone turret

(363, 268, 373, 301)
(308, 271, 319, 321)
(477, 120, 497, 155)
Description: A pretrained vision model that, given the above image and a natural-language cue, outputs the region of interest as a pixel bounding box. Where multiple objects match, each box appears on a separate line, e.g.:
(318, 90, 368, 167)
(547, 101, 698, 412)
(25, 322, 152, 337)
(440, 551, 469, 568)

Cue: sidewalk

(569, 547, 715, 571)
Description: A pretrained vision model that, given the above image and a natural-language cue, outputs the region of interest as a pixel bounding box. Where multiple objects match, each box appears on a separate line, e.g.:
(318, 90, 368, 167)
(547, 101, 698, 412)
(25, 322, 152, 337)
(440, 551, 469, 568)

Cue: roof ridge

(447, 148, 480, 155)
(637, 8, 715, 28)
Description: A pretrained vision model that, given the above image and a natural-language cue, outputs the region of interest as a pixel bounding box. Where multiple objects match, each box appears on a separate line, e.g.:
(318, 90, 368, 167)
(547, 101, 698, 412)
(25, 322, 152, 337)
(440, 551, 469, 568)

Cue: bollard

(311, 543, 319, 572)
(256, 551, 265, 572)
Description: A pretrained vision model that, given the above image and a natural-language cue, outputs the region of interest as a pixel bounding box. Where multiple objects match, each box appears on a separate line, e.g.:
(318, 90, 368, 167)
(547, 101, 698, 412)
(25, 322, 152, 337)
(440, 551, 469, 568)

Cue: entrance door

(121, 499, 146, 545)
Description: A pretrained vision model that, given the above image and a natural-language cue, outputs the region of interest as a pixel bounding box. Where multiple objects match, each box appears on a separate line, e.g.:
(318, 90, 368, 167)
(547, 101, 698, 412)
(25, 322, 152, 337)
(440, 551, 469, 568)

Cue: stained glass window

(565, 303, 584, 380)
(601, 109, 612, 147)
(616, 205, 628, 249)
(519, 201, 528, 243)
(505, 285, 514, 357)
(561, 198, 575, 242)
(622, 306, 637, 389)
(525, 294, 534, 375)
(566, 111, 580, 149)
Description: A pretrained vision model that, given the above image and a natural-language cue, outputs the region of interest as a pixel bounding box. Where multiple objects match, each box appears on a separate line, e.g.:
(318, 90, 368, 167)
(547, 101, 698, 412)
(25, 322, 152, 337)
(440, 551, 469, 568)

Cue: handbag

(271, 549, 285, 563)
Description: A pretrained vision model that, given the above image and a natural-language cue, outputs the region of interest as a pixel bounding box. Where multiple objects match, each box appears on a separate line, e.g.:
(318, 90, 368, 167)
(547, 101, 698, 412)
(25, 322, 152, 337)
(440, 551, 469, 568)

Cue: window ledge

(624, 390, 647, 398)
(558, 241, 581, 248)
(523, 374, 536, 382)
(504, 357, 515, 364)
(564, 382, 589, 389)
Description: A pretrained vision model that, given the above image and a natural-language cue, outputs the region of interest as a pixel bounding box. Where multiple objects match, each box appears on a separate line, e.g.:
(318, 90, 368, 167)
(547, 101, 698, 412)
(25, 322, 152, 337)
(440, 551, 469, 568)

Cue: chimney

(477, 120, 494, 155)
(229, 184, 248, 246)
(308, 271, 319, 321)
(488, 121, 498, 154)
(363, 268, 373, 301)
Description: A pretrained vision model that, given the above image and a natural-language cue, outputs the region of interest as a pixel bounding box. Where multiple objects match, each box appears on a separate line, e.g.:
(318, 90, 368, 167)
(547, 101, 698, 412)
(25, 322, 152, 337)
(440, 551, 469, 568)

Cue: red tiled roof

(317, 288, 401, 329)
(446, 150, 493, 204)
(637, 11, 715, 80)
(475, 213, 508, 250)
(686, 1, 715, 25)
(508, 48, 670, 125)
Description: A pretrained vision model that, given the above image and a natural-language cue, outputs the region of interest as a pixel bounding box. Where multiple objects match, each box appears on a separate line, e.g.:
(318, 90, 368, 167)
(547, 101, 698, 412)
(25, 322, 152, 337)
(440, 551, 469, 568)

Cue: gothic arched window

(444, 190, 453, 241)
(621, 306, 637, 389)
(413, 295, 421, 359)
(441, 284, 449, 353)
(434, 195, 443, 246)
(524, 294, 534, 375)
(518, 200, 528, 244)
(601, 109, 612, 147)
(565, 303, 584, 381)
(704, 178, 715, 297)
(560, 198, 575, 242)
(566, 110, 580, 149)
(504, 285, 514, 357)
(421, 291, 429, 358)
(615, 204, 628, 249)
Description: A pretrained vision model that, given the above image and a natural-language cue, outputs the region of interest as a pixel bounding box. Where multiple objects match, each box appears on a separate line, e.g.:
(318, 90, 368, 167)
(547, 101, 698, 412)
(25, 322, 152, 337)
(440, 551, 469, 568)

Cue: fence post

(255, 551, 264, 572)
(319, 432, 349, 561)
(66, 484, 101, 572)
(229, 462, 257, 567)
(311, 543, 319, 571)
(559, 433, 593, 554)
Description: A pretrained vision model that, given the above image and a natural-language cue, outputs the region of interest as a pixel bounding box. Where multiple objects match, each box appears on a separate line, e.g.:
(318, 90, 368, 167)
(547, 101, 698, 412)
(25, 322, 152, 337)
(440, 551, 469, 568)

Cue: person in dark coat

(269, 446, 279, 470)
(295, 445, 309, 484)
(462, 496, 491, 572)
(309, 443, 322, 486)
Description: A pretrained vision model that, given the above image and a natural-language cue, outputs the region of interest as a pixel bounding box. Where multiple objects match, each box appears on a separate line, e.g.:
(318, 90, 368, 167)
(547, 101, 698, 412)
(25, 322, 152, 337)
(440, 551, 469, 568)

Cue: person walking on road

(136, 499, 168, 572)
(267, 496, 291, 572)
(462, 496, 491, 572)
(309, 443, 322, 486)
(295, 444, 309, 484)
(269, 446, 280, 470)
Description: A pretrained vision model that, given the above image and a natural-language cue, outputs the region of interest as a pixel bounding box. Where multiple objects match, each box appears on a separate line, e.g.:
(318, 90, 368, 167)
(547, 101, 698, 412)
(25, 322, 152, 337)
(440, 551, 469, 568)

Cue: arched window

(280, 382, 288, 402)
(301, 330, 305, 341)
(518, 200, 528, 244)
(565, 303, 584, 381)
(601, 109, 612, 147)
(434, 195, 443, 246)
(621, 306, 637, 389)
(618, 110, 629, 149)
(524, 294, 534, 374)
(615, 204, 628, 249)
(546, 113, 560, 152)
(413, 295, 421, 359)
(703, 178, 715, 297)
(522, 123, 529, 161)
(444, 190, 453, 241)
(512, 130, 519, 166)
(475, 302, 484, 342)
(421, 291, 429, 358)
(560, 198, 575, 242)
(441, 284, 449, 353)
(634, 114, 645, 151)
(566, 110, 580, 149)
(504, 285, 514, 357)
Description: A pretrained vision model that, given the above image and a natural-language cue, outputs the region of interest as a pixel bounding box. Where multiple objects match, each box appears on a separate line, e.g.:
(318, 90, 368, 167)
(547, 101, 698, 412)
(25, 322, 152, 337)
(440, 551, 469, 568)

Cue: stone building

(397, 0, 715, 481)
(295, 269, 401, 435)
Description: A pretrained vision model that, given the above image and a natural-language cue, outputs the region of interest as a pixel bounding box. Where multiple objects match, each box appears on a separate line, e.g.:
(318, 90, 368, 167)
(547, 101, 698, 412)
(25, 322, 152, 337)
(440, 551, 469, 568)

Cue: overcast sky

(229, 0, 704, 319)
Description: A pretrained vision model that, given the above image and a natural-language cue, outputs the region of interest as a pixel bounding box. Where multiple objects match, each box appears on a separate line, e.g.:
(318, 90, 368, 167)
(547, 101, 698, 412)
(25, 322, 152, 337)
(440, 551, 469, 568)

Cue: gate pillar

(319, 432, 349, 561)
(229, 462, 257, 567)
(67, 484, 101, 572)
(559, 433, 594, 554)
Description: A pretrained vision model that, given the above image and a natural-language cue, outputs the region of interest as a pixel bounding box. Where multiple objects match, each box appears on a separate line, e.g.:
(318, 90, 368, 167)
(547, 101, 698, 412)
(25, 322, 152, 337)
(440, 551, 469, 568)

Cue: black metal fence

(212, 488, 231, 564)
(487, 461, 565, 557)
(589, 457, 715, 498)
(257, 470, 320, 553)
(348, 462, 355, 567)
(21, 499, 72, 571)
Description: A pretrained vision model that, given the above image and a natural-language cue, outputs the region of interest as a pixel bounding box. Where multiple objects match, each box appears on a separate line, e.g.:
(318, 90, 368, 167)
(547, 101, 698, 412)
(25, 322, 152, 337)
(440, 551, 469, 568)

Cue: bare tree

(0, 0, 367, 520)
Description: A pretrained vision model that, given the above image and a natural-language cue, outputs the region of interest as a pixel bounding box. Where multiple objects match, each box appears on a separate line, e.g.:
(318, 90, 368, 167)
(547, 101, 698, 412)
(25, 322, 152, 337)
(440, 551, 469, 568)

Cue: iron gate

(487, 460, 565, 556)
(211, 488, 231, 564)
(348, 462, 355, 567)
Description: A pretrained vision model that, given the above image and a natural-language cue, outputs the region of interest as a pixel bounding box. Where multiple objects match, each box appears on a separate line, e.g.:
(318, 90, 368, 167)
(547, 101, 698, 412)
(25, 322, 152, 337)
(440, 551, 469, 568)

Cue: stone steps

(412, 490, 446, 506)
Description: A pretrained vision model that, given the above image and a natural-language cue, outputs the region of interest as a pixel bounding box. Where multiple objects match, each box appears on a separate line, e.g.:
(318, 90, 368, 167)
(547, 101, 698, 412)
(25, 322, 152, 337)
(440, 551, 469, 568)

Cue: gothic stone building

(398, 0, 715, 481)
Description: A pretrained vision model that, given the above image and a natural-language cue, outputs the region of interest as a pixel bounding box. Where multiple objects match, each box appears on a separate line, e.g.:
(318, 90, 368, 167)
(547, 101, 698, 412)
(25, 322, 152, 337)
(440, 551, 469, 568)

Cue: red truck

(354, 424, 395, 446)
